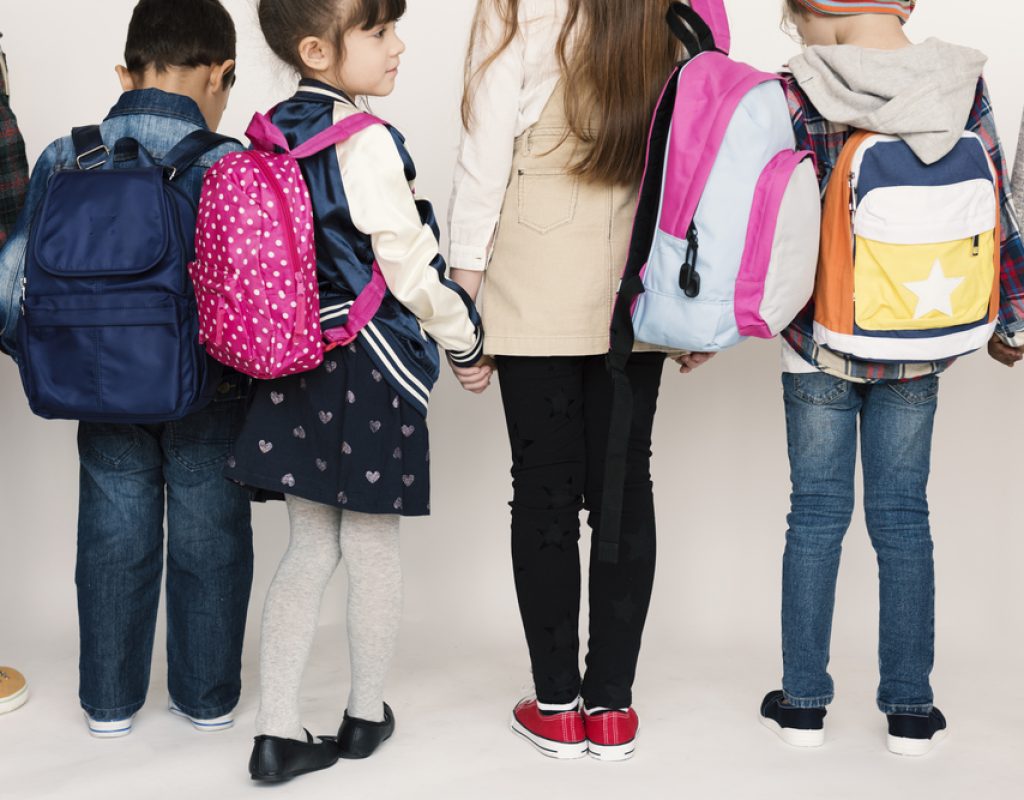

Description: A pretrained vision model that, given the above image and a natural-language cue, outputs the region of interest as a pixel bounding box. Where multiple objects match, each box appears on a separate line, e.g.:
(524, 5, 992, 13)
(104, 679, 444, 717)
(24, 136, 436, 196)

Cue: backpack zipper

(250, 152, 308, 334)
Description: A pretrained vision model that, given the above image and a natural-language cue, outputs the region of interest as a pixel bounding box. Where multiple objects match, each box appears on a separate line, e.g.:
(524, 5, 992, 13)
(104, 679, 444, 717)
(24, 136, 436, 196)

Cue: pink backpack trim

(733, 149, 815, 338)
(660, 53, 782, 240)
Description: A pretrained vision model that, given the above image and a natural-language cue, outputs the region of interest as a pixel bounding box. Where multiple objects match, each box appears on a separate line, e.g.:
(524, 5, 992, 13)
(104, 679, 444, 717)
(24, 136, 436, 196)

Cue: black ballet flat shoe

(249, 729, 341, 782)
(336, 703, 396, 759)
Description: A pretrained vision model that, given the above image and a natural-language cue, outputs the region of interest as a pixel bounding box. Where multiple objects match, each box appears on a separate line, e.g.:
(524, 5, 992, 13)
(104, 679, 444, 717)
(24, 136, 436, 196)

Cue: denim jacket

(0, 88, 241, 358)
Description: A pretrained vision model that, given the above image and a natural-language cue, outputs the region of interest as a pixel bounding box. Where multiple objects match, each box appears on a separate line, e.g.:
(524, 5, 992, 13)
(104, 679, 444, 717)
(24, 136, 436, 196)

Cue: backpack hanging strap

(71, 125, 110, 170)
(667, 2, 718, 58)
(162, 130, 239, 180)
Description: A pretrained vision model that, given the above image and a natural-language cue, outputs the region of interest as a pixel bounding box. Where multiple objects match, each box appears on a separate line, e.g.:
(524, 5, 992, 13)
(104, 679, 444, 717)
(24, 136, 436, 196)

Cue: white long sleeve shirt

(447, 0, 570, 271)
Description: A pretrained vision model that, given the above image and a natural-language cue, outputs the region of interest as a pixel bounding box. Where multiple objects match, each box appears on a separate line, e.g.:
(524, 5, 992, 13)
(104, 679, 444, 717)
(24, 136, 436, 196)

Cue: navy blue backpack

(17, 126, 235, 423)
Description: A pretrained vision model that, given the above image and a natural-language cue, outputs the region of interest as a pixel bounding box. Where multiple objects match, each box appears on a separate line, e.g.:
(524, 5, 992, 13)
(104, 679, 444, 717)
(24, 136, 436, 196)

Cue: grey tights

(255, 495, 402, 739)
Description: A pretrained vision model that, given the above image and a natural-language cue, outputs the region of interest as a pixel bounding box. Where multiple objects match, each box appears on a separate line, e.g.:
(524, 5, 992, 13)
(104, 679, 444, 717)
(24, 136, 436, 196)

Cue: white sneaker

(85, 712, 135, 738)
(169, 701, 234, 732)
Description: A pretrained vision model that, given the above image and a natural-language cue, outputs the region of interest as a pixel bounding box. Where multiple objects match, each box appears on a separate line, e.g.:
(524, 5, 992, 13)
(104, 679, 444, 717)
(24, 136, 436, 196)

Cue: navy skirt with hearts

(225, 340, 431, 516)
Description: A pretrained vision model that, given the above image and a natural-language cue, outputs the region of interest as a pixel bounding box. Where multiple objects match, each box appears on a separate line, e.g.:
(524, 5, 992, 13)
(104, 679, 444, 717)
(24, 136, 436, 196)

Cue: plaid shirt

(781, 75, 1024, 382)
(0, 38, 29, 251)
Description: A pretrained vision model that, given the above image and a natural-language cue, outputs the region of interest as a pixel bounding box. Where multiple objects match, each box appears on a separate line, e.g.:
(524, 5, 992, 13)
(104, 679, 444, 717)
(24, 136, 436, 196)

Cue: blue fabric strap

(71, 125, 109, 170)
(162, 130, 238, 180)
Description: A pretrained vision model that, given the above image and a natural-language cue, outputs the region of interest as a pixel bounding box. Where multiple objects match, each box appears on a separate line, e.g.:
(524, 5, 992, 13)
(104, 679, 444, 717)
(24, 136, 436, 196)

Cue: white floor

(3, 623, 1022, 800)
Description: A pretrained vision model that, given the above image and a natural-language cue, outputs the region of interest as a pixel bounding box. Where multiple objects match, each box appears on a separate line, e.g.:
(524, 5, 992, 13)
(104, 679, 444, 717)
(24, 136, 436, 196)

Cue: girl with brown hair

(449, 0, 710, 762)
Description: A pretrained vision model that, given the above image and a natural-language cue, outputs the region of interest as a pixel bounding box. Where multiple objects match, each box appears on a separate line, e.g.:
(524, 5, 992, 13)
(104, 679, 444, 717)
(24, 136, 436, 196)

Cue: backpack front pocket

(20, 292, 191, 422)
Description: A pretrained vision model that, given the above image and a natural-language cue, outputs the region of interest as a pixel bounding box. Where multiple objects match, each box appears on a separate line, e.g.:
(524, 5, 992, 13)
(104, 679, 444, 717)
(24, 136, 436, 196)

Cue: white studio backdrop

(0, 0, 1022, 737)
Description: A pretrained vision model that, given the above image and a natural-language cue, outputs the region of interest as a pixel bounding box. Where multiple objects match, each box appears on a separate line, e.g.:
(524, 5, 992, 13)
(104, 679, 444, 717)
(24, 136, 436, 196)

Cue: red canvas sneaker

(510, 698, 587, 759)
(583, 707, 639, 761)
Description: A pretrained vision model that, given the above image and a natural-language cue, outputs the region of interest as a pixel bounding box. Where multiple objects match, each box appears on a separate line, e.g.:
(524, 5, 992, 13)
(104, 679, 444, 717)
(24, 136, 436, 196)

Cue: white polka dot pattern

(188, 150, 324, 379)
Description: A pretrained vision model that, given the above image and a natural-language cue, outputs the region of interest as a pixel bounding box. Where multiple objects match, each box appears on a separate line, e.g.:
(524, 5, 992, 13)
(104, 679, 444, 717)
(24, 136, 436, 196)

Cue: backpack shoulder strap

(71, 125, 110, 170)
(162, 130, 239, 180)
(246, 110, 385, 160)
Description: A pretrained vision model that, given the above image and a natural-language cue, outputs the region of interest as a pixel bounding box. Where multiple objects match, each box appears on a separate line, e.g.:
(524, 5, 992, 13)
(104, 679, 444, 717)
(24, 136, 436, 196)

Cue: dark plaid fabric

(0, 43, 29, 250)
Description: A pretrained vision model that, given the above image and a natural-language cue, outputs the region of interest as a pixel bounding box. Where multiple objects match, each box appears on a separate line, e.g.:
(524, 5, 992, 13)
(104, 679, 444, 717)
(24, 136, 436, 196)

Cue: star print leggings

(495, 353, 666, 710)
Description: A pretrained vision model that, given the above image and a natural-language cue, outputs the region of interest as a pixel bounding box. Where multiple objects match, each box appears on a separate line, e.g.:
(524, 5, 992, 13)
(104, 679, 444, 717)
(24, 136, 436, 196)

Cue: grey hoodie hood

(787, 38, 987, 164)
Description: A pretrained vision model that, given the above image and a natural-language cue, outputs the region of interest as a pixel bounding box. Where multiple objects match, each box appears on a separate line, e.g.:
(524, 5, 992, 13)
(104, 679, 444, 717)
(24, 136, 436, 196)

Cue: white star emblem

(903, 259, 964, 320)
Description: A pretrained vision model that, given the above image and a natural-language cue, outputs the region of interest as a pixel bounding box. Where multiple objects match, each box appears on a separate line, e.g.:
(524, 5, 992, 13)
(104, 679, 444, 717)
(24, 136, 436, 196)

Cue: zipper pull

(295, 280, 307, 332)
(971, 234, 980, 256)
(679, 222, 701, 298)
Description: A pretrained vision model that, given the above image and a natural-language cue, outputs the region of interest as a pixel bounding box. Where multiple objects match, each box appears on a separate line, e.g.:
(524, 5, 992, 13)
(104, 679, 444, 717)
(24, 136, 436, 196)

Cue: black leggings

(496, 353, 665, 709)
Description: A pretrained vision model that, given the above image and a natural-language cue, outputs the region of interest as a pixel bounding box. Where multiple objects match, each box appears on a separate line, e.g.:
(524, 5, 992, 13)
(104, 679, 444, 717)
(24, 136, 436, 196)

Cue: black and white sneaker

(886, 708, 947, 756)
(759, 690, 826, 748)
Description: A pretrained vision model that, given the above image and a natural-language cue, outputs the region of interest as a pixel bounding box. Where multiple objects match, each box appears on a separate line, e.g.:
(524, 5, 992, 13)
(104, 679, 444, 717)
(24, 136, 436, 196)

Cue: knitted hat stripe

(794, 0, 916, 22)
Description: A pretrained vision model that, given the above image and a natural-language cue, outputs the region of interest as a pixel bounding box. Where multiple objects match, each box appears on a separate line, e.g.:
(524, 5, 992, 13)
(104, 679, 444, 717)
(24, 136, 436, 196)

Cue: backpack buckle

(76, 144, 110, 170)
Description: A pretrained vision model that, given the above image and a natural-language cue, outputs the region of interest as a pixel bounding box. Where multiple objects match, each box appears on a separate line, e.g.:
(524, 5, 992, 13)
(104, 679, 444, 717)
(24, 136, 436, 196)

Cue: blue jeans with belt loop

(75, 384, 253, 722)
(780, 371, 939, 715)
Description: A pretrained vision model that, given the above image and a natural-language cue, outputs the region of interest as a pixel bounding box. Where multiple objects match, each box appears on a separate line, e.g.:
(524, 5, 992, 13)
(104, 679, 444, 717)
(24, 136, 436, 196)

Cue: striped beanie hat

(793, 0, 916, 23)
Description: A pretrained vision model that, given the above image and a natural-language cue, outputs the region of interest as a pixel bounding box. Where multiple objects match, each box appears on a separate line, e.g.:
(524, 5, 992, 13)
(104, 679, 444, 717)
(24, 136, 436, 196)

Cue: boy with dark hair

(0, 0, 253, 738)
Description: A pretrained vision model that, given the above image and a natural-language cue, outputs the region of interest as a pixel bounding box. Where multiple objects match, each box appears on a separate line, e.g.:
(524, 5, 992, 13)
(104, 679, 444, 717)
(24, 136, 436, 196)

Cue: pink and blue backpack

(602, 0, 822, 561)
(190, 110, 387, 380)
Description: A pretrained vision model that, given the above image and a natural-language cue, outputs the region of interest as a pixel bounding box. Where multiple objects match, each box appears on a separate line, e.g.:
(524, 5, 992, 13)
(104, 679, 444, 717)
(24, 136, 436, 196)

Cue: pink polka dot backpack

(189, 110, 387, 380)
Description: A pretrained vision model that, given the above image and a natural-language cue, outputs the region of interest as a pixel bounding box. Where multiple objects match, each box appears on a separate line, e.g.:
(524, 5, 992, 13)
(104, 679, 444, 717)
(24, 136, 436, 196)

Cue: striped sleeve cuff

(448, 325, 485, 367)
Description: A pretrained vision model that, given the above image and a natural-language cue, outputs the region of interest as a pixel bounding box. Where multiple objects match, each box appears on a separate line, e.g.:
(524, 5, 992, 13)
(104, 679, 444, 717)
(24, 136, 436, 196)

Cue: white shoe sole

(169, 703, 234, 732)
(0, 685, 28, 714)
(760, 714, 825, 748)
(510, 716, 588, 759)
(887, 728, 948, 756)
(85, 713, 134, 739)
(588, 728, 638, 762)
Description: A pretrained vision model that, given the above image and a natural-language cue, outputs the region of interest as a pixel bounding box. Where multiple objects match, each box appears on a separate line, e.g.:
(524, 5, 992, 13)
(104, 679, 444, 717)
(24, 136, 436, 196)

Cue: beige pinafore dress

(483, 84, 662, 357)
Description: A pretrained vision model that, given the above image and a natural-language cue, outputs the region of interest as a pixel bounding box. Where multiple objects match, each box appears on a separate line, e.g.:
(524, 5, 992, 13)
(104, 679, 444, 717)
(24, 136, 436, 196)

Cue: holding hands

(988, 334, 1024, 367)
(673, 351, 716, 374)
(451, 355, 496, 393)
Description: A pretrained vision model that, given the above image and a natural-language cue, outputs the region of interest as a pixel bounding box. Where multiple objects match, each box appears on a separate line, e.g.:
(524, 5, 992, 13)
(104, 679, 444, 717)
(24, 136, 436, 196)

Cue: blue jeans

(76, 389, 253, 721)
(780, 371, 938, 715)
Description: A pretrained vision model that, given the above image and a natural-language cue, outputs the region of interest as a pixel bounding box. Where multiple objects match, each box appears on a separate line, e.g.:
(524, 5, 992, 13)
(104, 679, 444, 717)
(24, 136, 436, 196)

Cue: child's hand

(673, 351, 716, 374)
(451, 356, 495, 394)
(988, 334, 1024, 368)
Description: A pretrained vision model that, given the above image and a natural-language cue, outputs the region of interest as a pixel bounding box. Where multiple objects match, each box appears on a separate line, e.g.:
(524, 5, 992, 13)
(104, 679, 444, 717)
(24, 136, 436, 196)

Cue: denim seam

(782, 690, 832, 709)
(878, 702, 933, 715)
(81, 433, 139, 468)
(81, 699, 146, 719)
(169, 697, 239, 720)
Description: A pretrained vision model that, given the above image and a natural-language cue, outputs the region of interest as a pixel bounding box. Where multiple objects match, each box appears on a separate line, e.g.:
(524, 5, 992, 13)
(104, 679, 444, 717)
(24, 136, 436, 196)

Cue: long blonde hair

(462, 0, 682, 186)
